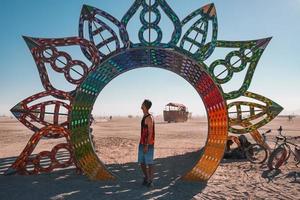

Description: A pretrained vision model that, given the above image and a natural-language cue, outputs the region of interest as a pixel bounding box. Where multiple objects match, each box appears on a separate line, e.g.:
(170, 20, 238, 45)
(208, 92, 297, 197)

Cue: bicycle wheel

(267, 146, 288, 170)
(245, 144, 268, 164)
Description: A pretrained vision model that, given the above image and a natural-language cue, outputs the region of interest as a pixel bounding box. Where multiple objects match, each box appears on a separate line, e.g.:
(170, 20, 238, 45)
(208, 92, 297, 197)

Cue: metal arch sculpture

(7, 0, 283, 182)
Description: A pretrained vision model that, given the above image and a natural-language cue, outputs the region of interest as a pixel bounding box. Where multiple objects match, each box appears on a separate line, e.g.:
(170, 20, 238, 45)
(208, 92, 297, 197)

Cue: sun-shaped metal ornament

(7, 0, 283, 181)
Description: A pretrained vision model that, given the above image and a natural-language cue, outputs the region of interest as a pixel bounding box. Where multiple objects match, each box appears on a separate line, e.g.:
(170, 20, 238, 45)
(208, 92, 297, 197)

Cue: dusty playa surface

(0, 116, 299, 200)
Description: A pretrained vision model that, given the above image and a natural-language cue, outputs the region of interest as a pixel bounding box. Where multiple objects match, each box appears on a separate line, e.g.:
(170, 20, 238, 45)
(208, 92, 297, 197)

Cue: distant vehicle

(163, 102, 189, 123)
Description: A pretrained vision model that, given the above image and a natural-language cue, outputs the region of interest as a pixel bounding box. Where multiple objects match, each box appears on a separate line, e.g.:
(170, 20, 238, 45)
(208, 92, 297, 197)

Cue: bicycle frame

(284, 141, 300, 162)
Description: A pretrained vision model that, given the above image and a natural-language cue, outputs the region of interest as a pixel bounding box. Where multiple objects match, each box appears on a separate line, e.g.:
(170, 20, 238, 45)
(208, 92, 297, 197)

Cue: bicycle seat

(276, 136, 284, 140)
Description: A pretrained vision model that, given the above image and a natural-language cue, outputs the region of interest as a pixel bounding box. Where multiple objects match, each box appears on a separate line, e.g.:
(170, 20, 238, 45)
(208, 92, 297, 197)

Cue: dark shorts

(138, 144, 154, 165)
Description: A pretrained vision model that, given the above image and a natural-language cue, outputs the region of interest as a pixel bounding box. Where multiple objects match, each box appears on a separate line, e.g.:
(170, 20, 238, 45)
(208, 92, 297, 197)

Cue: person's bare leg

(141, 163, 148, 181)
(148, 164, 154, 182)
(145, 166, 150, 181)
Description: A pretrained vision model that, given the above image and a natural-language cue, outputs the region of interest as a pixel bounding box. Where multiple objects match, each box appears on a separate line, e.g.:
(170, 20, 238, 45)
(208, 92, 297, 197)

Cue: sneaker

(146, 180, 154, 188)
(142, 177, 148, 186)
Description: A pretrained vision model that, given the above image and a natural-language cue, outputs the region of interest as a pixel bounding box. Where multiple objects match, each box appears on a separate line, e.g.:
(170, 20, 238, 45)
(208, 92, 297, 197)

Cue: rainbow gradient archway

(70, 48, 227, 181)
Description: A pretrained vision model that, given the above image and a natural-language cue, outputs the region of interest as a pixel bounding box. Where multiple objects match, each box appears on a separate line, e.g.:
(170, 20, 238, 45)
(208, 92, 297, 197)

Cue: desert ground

(0, 116, 299, 200)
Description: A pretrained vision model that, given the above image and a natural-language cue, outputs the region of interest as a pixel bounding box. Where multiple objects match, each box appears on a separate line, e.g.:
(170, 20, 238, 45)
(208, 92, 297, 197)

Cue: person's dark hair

(143, 99, 152, 110)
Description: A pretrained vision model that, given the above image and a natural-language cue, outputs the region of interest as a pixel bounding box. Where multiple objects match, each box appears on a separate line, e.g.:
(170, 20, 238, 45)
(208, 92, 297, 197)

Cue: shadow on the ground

(261, 168, 282, 183)
(0, 150, 207, 200)
(261, 168, 300, 184)
(285, 171, 300, 184)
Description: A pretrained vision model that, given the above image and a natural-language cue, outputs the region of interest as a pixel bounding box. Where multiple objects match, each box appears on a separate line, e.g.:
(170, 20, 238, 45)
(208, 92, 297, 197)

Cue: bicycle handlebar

(265, 129, 271, 134)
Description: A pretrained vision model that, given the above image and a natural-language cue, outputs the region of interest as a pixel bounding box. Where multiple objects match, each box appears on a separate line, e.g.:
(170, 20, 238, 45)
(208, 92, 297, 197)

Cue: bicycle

(267, 126, 300, 170)
(245, 129, 271, 164)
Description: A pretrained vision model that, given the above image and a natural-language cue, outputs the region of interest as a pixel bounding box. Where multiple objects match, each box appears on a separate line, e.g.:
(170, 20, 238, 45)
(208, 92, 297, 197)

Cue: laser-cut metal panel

(79, 5, 130, 61)
(206, 38, 272, 100)
(8, 126, 74, 175)
(23, 36, 101, 100)
(10, 91, 71, 137)
(228, 91, 283, 134)
(180, 3, 218, 61)
(121, 0, 181, 47)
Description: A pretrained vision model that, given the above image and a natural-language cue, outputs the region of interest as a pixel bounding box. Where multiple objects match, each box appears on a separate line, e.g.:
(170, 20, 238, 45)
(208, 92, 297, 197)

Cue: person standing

(138, 99, 155, 187)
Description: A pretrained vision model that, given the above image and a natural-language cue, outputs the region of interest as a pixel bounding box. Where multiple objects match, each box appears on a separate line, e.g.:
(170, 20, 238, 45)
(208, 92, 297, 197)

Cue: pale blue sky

(0, 0, 299, 116)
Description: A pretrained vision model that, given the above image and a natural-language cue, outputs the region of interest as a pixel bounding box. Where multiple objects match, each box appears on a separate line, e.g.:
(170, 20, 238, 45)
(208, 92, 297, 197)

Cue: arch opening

(90, 68, 208, 180)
